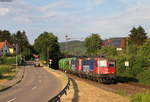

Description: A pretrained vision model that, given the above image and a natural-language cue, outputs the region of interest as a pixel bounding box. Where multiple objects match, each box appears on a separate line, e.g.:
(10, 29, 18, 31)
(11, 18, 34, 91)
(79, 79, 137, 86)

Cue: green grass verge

(131, 93, 150, 102)
(115, 89, 128, 96)
(0, 65, 16, 80)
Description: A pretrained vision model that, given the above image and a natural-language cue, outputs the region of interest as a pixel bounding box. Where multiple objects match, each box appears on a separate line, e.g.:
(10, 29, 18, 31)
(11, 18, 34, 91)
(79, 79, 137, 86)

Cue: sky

(0, 0, 150, 44)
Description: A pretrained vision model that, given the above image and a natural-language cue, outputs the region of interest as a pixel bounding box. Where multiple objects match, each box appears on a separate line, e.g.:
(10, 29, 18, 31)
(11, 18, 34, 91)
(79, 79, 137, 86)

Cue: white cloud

(0, 0, 150, 43)
(39, 1, 66, 11)
(93, 0, 105, 5)
(0, 8, 9, 16)
(79, 2, 150, 38)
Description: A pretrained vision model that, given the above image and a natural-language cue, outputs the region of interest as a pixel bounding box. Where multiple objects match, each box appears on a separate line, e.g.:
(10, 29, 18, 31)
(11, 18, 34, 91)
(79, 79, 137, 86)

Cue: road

(0, 63, 62, 102)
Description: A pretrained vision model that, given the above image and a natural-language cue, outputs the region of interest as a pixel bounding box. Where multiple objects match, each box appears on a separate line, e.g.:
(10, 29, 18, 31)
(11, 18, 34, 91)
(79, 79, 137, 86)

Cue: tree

(0, 30, 11, 42)
(12, 30, 30, 56)
(85, 34, 102, 56)
(97, 46, 117, 57)
(34, 32, 60, 61)
(129, 26, 147, 45)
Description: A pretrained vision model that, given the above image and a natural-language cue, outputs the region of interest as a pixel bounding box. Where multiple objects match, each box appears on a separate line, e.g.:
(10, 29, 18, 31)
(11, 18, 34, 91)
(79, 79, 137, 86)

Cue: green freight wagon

(59, 58, 76, 71)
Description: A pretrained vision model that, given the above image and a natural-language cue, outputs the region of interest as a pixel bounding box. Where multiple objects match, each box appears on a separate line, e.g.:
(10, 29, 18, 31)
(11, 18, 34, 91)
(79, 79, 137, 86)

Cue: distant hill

(59, 40, 86, 56)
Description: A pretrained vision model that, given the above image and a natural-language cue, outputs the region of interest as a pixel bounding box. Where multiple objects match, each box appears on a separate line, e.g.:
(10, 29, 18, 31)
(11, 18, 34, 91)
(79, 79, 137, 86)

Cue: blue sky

(0, 0, 150, 44)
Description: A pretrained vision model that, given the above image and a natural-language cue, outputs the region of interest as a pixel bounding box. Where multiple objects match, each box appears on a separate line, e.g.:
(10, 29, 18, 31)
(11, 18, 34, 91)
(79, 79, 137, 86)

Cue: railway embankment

(61, 74, 130, 102)
(61, 73, 150, 102)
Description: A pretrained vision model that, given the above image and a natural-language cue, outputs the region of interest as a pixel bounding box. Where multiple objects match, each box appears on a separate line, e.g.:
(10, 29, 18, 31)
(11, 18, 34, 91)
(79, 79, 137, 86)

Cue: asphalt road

(0, 63, 62, 102)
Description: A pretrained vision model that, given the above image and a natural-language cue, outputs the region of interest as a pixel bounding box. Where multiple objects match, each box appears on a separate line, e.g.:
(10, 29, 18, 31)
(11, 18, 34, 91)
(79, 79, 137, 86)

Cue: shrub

(0, 56, 21, 65)
(131, 93, 150, 102)
(0, 65, 14, 78)
(136, 69, 150, 85)
(98, 46, 117, 57)
(129, 56, 145, 77)
(116, 56, 127, 75)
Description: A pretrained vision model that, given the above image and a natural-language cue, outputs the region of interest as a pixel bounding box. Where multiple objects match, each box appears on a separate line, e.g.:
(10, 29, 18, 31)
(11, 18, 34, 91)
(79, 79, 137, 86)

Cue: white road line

(8, 98, 16, 102)
(32, 86, 37, 90)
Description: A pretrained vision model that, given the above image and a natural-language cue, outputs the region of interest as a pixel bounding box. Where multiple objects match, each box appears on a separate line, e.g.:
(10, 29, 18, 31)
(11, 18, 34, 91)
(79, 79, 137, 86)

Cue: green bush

(129, 56, 145, 77)
(0, 56, 21, 65)
(136, 69, 150, 85)
(116, 55, 127, 75)
(131, 93, 150, 102)
(0, 65, 14, 78)
(98, 46, 117, 57)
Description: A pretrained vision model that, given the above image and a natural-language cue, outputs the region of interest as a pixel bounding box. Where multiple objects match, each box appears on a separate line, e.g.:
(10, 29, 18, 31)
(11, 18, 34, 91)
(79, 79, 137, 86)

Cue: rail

(48, 77, 70, 102)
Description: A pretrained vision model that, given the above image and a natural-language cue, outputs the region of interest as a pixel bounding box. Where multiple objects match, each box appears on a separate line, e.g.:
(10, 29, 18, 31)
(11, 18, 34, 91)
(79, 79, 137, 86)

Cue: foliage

(128, 44, 139, 56)
(85, 34, 102, 55)
(0, 56, 21, 65)
(137, 41, 150, 65)
(136, 69, 150, 85)
(0, 30, 12, 43)
(59, 40, 86, 56)
(97, 46, 117, 57)
(116, 55, 127, 75)
(131, 93, 150, 102)
(0, 65, 15, 78)
(129, 56, 145, 77)
(12, 31, 31, 56)
(34, 32, 60, 61)
(116, 55, 146, 77)
(129, 26, 147, 45)
(115, 89, 128, 96)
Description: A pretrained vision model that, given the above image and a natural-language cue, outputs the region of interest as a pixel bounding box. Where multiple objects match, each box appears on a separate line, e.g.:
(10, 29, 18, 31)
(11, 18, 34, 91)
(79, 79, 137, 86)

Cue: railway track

(67, 74, 150, 96)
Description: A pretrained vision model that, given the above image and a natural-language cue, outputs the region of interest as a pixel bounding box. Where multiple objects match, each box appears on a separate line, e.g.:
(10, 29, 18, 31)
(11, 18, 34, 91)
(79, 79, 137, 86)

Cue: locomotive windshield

(108, 61, 115, 67)
(98, 60, 107, 67)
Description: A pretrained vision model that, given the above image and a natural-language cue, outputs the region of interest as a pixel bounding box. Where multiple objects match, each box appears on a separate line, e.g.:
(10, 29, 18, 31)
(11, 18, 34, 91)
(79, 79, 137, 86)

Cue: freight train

(59, 57, 116, 83)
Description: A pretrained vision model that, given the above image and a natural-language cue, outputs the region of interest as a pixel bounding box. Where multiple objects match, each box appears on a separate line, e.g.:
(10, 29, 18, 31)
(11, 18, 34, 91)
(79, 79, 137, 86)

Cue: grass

(0, 65, 16, 80)
(131, 93, 150, 102)
(0, 85, 5, 90)
(115, 89, 128, 96)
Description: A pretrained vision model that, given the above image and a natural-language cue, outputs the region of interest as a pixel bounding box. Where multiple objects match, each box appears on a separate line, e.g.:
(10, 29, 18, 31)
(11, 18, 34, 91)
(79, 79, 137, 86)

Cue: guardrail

(48, 77, 70, 102)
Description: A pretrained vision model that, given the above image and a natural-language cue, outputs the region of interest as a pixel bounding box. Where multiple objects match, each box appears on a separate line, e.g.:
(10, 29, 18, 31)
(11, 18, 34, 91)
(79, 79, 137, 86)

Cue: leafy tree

(12, 31, 30, 56)
(97, 46, 117, 57)
(85, 34, 102, 56)
(34, 32, 60, 61)
(129, 26, 147, 45)
(0, 30, 11, 42)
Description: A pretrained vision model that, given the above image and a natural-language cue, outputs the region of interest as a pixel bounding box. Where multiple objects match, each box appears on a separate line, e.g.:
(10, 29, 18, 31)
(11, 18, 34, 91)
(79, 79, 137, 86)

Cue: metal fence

(48, 77, 70, 102)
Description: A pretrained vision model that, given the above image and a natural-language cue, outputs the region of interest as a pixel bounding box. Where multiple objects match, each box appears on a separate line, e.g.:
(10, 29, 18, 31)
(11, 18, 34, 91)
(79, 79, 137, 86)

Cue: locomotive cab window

(98, 60, 107, 67)
(108, 61, 115, 67)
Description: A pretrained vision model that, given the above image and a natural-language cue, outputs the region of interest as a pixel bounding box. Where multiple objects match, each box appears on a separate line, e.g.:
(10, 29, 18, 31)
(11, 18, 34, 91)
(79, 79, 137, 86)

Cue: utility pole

(46, 39, 49, 63)
(65, 35, 68, 56)
(15, 44, 18, 68)
(126, 37, 129, 54)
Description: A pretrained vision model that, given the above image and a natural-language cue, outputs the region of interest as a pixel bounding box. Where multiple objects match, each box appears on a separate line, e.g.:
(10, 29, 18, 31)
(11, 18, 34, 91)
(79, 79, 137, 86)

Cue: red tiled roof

(0, 41, 14, 49)
(0, 42, 5, 49)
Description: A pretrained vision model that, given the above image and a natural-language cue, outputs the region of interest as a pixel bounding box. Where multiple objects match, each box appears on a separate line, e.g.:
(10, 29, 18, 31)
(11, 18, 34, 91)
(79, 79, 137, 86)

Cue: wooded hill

(59, 40, 86, 56)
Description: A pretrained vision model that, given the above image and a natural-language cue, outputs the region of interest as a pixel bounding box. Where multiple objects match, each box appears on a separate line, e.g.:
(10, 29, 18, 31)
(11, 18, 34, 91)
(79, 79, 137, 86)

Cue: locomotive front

(95, 58, 116, 82)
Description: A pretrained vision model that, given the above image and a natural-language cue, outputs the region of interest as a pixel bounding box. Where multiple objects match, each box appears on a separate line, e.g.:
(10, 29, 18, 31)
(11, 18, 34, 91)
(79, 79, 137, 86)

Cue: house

(102, 37, 126, 50)
(0, 40, 14, 56)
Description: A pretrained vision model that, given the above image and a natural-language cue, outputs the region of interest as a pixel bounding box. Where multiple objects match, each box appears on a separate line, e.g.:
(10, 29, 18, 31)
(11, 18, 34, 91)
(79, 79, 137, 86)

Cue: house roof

(0, 42, 5, 49)
(0, 41, 14, 50)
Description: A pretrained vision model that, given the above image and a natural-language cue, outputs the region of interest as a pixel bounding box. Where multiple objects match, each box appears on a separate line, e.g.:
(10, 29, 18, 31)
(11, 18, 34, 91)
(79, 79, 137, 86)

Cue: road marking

(32, 86, 37, 90)
(8, 98, 16, 102)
